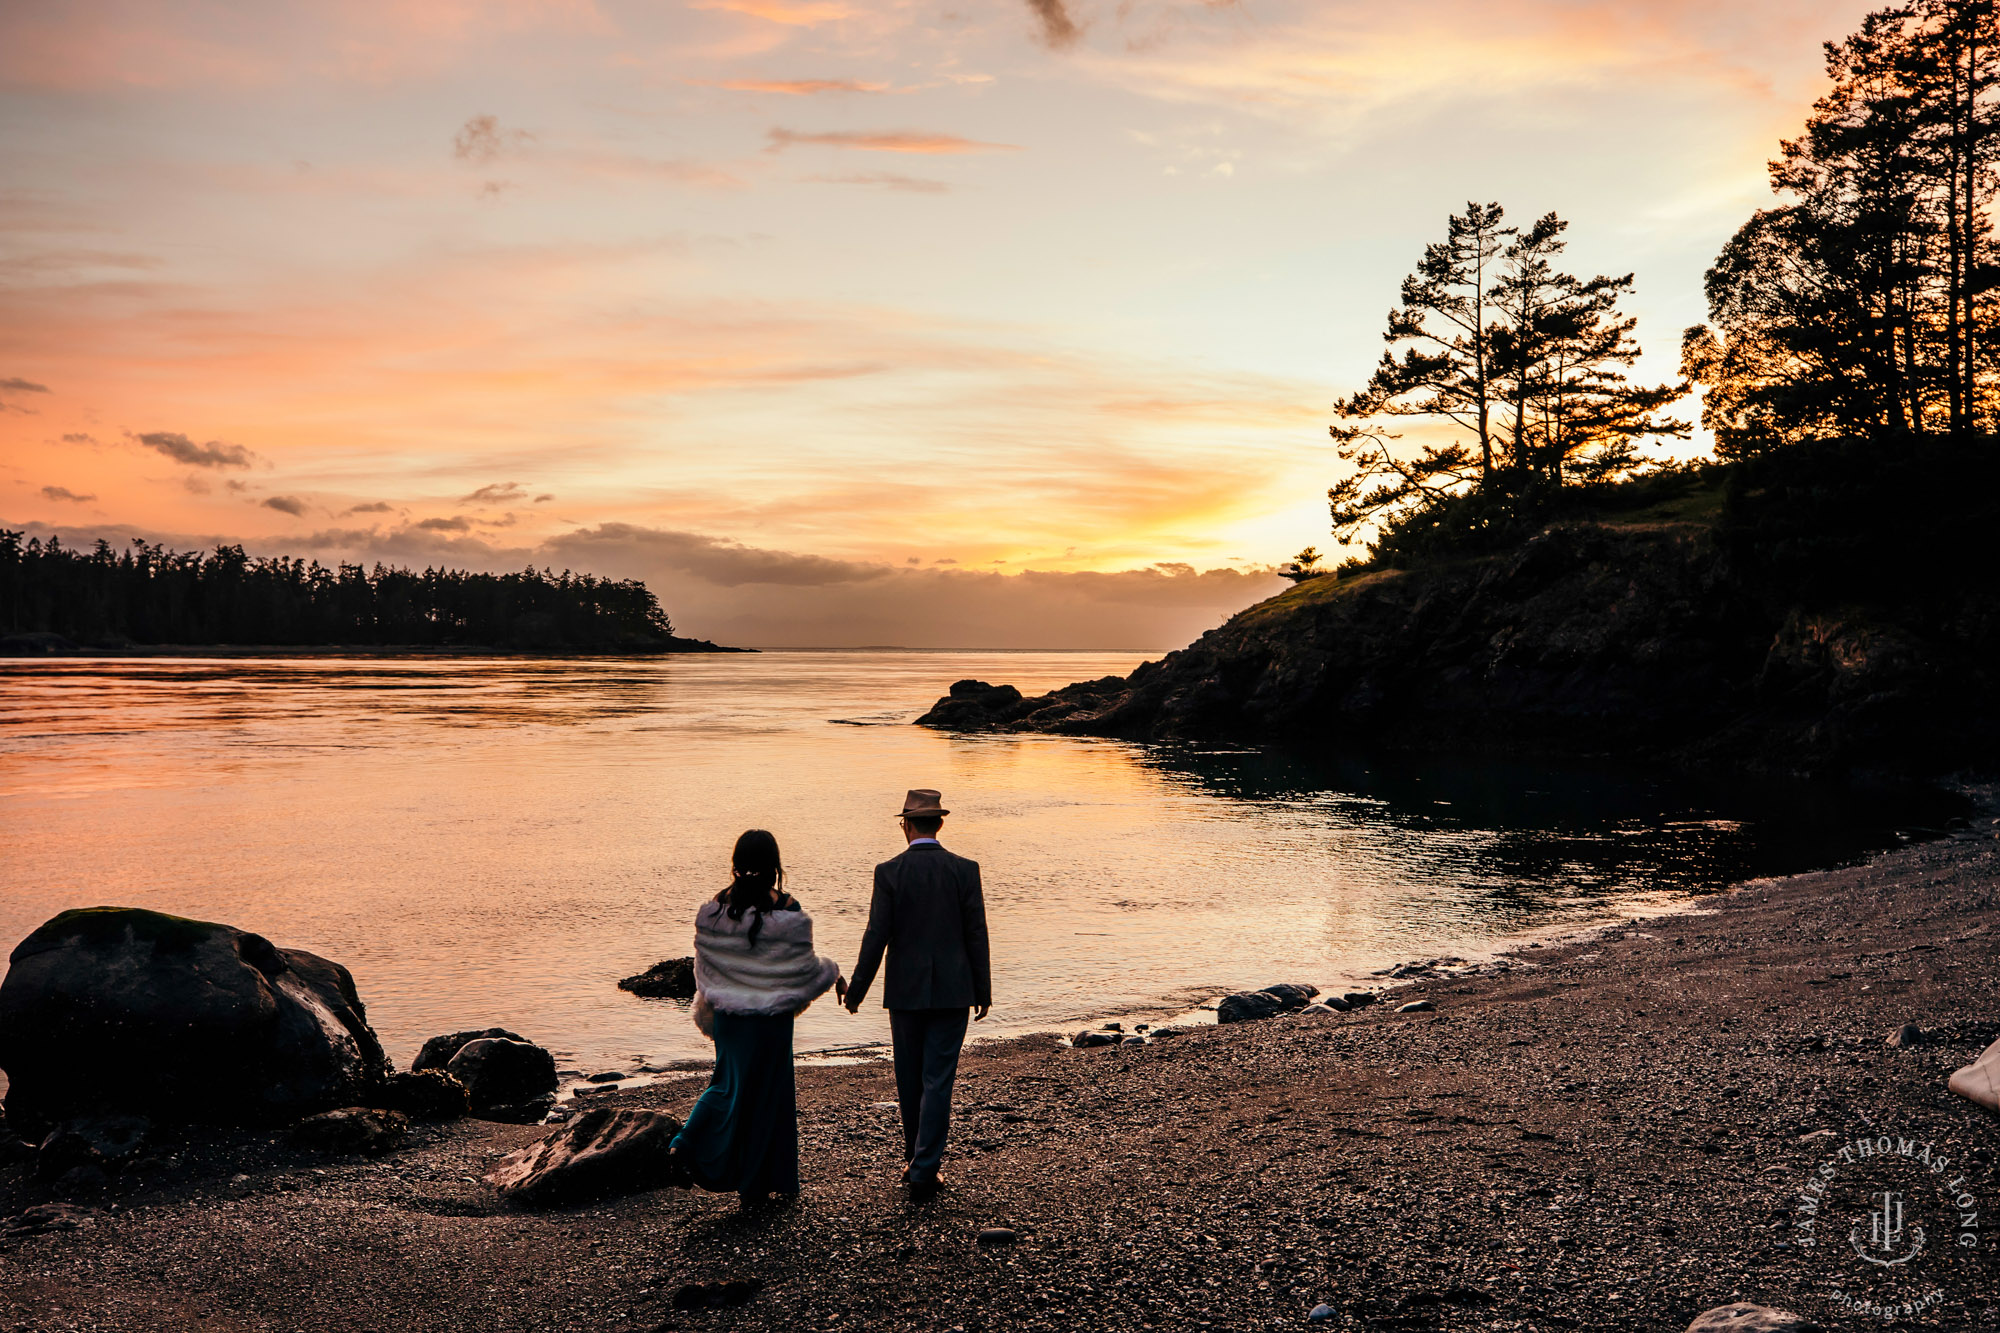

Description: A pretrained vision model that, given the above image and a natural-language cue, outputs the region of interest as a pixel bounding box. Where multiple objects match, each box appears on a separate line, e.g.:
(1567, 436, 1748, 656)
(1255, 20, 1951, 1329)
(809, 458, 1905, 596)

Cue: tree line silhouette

(1323, 0, 2000, 569)
(0, 531, 682, 650)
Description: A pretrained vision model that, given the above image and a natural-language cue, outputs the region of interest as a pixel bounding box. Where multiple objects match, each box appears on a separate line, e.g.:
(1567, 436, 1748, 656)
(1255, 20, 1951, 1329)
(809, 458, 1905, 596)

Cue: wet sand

(5, 797, 1997, 1333)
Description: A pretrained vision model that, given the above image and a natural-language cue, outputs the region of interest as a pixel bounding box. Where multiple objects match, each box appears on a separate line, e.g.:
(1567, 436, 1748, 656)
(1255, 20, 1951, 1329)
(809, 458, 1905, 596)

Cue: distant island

(0, 530, 746, 655)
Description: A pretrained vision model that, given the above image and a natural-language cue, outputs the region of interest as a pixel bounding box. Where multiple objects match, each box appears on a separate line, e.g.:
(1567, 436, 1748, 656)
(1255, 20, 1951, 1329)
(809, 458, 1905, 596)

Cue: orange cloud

(689, 0, 854, 27)
(707, 78, 889, 94)
(766, 129, 1021, 154)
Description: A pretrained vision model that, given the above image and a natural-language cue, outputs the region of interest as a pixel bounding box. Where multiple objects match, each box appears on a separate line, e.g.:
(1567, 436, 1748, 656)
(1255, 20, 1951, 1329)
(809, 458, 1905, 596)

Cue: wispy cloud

(1026, 0, 1082, 49)
(767, 129, 1020, 154)
(260, 494, 307, 516)
(689, 0, 854, 27)
(416, 516, 472, 532)
(707, 78, 887, 94)
(1, 377, 50, 394)
(346, 500, 395, 514)
(60, 432, 97, 444)
(804, 172, 951, 193)
(452, 114, 535, 165)
(133, 431, 255, 469)
(461, 481, 527, 504)
(40, 485, 93, 502)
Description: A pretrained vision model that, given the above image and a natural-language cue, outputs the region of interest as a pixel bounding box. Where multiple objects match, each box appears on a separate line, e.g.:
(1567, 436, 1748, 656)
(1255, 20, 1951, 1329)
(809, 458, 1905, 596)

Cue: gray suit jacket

(847, 843, 991, 1010)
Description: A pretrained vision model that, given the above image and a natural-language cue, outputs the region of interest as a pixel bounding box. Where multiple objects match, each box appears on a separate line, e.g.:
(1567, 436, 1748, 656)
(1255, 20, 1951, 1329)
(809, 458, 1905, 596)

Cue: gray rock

(484, 1106, 686, 1207)
(1121, 1035, 1146, 1046)
(1320, 994, 1351, 1011)
(36, 1116, 151, 1181)
(0, 1202, 98, 1240)
(1396, 1000, 1435, 1014)
(1685, 1305, 1822, 1333)
(1258, 983, 1319, 1011)
(1217, 992, 1286, 1024)
(0, 907, 388, 1137)
(1072, 1031, 1119, 1049)
(1341, 991, 1376, 1008)
(409, 1027, 527, 1074)
(288, 1106, 408, 1156)
(1149, 1027, 1184, 1039)
(1102, 1022, 1123, 1032)
(1309, 1304, 1337, 1323)
(380, 1069, 468, 1122)
(616, 958, 695, 999)
(446, 1038, 558, 1121)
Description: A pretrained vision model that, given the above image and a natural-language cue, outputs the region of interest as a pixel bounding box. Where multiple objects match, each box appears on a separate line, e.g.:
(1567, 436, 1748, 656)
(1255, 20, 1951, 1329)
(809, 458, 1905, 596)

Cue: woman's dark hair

(724, 828, 785, 947)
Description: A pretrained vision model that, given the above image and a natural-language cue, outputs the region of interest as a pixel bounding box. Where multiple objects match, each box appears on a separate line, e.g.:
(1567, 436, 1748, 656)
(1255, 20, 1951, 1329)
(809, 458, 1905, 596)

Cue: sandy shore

(4, 800, 1997, 1333)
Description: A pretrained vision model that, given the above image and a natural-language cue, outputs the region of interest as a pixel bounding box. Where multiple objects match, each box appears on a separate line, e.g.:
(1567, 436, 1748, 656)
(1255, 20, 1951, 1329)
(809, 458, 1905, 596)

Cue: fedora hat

(898, 788, 950, 818)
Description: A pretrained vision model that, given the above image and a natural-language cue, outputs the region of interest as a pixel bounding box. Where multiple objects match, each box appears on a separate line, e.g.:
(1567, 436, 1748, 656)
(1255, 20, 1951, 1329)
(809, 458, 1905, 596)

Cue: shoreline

(6, 793, 1997, 1332)
(0, 640, 751, 658)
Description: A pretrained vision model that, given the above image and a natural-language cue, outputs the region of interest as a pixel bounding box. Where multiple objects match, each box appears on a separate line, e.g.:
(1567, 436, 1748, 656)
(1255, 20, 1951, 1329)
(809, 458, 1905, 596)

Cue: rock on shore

(0, 907, 389, 1137)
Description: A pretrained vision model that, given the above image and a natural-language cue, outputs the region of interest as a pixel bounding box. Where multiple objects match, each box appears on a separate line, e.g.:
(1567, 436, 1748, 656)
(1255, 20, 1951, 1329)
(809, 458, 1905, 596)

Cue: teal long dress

(671, 1011, 800, 1200)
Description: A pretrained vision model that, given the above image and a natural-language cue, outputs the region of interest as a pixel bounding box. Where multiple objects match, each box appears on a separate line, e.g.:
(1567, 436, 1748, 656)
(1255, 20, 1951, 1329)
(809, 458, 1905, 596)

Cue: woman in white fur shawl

(669, 829, 843, 1207)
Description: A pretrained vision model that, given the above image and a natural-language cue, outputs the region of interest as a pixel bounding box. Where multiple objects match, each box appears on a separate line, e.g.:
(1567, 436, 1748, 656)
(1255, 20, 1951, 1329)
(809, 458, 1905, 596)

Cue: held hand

(834, 975, 848, 1004)
(974, 1004, 990, 1022)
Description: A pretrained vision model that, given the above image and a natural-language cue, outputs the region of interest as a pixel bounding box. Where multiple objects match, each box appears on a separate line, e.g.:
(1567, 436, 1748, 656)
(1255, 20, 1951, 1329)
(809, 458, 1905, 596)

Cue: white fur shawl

(691, 899, 840, 1021)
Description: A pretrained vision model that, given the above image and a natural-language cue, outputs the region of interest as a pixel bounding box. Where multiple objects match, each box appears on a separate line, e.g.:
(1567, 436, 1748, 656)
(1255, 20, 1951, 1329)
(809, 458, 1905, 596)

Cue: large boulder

(409, 1027, 527, 1074)
(446, 1038, 557, 1122)
(1949, 1035, 2000, 1114)
(0, 907, 389, 1137)
(484, 1106, 687, 1207)
(618, 958, 696, 999)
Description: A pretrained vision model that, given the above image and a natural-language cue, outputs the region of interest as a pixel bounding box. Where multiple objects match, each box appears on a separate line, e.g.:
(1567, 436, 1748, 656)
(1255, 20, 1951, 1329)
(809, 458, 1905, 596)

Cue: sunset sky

(2, 0, 1872, 647)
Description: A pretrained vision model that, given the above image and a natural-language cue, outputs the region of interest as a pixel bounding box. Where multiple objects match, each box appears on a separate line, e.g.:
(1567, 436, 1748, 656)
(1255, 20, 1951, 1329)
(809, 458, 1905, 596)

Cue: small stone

(1684, 1304, 1822, 1332)
(288, 1107, 409, 1157)
(1217, 992, 1286, 1024)
(1308, 1304, 1337, 1323)
(1072, 1031, 1119, 1049)
(1121, 1035, 1145, 1046)
(585, 1071, 625, 1083)
(1395, 1000, 1435, 1014)
(1320, 994, 1351, 1011)
(1101, 1022, 1123, 1032)
(1886, 1023, 1925, 1049)
(1340, 992, 1375, 1008)
(976, 1227, 1018, 1245)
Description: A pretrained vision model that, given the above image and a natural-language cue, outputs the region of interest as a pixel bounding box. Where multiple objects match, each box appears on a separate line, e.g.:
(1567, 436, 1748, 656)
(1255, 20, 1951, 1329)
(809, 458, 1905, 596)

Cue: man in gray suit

(841, 788, 991, 1201)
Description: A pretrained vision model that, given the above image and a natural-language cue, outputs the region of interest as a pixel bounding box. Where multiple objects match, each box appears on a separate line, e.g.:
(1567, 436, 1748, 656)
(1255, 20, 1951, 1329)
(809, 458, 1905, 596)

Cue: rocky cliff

(918, 513, 1999, 778)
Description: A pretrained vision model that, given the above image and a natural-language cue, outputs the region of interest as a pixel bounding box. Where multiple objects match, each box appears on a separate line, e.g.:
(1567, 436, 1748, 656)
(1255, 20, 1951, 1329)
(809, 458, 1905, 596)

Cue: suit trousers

(888, 1006, 969, 1184)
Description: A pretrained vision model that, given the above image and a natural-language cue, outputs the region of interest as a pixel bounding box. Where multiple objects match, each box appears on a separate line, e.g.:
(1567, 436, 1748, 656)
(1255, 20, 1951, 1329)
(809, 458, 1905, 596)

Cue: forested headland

(0, 531, 737, 654)
(924, 0, 2000, 778)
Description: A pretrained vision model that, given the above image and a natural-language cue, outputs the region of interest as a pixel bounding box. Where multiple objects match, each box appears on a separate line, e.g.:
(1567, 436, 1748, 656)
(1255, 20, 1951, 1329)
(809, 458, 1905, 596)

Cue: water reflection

(0, 653, 1914, 1076)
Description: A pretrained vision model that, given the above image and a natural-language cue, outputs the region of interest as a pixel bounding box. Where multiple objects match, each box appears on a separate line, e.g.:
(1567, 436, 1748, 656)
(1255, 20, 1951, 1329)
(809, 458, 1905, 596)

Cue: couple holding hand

(670, 789, 990, 1207)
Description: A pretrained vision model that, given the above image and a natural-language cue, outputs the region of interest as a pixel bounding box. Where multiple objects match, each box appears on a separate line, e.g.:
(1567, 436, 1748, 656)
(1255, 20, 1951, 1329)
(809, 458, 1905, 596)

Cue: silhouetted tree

(0, 531, 678, 649)
(1687, 0, 2000, 452)
(1330, 206, 1683, 548)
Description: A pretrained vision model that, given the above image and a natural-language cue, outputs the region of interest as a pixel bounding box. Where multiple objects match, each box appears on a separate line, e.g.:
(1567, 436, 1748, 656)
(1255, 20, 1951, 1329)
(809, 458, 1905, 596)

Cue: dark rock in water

(1258, 983, 1319, 1011)
(671, 1279, 763, 1310)
(1341, 991, 1376, 1008)
(0, 1202, 99, 1240)
(0, 631, 81, 657)
(484, 1106, 687, 1207)
(1217, 992, 1286, 1024)
(36, 1116, 151, 1181)
(913, 679, 1027, 730)
(381, 1069, 469, 1122)
(0, 907, 389, 1138)
(1685, 1305, 1822, 1333)
(617, 958, 696, 1000)
(1072, 1031, 1119, 1049)
(288, 1107, 408, 1156)
(584, 1070, 625, 1083)
(410, 1028, 528, 1074)
(447, 1038, 558, 1121)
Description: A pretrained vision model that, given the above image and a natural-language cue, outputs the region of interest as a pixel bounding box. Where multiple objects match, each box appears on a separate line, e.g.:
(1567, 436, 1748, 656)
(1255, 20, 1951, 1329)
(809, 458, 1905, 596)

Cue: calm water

(0, 653, 1895, 1080)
